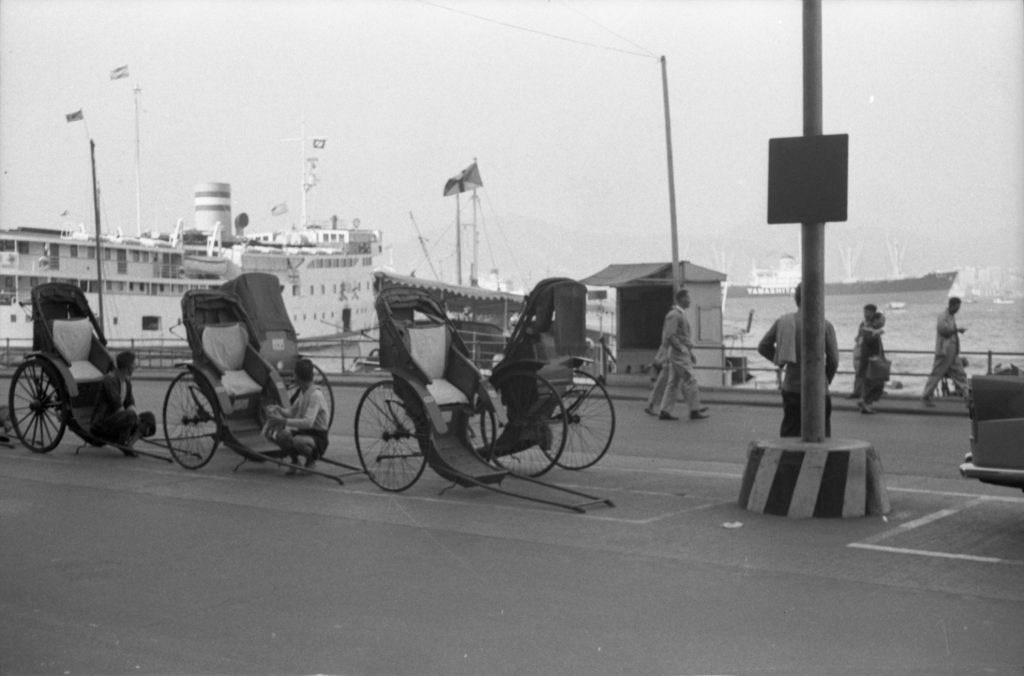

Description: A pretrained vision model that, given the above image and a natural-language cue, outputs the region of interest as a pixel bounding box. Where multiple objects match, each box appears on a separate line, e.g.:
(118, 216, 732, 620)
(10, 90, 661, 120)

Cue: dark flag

(65, 109, 84, 123)
(443, 162, 483, 197)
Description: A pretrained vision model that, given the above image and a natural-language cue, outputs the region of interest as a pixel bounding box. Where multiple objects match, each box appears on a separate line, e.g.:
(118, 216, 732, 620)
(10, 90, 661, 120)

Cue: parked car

(959, 365, 1024, 492)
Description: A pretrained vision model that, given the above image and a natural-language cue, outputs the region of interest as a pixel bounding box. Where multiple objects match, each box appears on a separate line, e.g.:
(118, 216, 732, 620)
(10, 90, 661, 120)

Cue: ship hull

(728, 271, 958, 304)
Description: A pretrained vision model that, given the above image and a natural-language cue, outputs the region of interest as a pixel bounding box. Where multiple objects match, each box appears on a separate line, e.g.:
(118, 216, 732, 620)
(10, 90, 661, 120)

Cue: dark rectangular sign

(767, 134, 848, 224)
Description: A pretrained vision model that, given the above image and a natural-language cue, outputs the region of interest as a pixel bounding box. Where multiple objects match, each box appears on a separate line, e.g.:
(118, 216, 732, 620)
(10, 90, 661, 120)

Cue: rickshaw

(6, 283, 170, 462)
(353, 284, 612, 512)
(959, 368, 1024, 492)
(161, 287, 360, 482)
(219, 273, 335, 428)
(490, 277, 616, 473)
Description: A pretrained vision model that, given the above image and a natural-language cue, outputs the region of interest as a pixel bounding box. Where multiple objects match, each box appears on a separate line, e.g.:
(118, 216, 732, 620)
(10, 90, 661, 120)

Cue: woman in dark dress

(857, 312, 887, 414)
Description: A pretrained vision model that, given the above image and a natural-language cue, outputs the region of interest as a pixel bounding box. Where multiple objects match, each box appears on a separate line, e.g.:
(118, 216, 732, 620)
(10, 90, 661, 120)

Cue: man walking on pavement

(921, 296, 969, 406)
(645, 288, 709, 420)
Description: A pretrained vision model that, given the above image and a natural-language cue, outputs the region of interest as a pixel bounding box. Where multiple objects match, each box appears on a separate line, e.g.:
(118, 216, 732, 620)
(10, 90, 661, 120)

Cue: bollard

(739, 438, 890, 518)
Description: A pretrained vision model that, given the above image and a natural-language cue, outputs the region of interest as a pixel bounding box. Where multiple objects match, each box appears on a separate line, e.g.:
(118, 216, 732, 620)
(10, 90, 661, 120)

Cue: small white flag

(271, 202, 288, 216)
(110, 65, 129, 80)
(312, 138, 326, 149)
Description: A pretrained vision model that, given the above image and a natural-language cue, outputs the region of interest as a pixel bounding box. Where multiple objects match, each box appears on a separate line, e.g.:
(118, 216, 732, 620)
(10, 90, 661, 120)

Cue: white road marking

(848, 543, 1023, 566)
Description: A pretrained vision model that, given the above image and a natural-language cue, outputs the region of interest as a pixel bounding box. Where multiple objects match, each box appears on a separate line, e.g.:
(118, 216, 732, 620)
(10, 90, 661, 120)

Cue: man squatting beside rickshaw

(264, 358, 330, 474)
(90, 350, 156, 455)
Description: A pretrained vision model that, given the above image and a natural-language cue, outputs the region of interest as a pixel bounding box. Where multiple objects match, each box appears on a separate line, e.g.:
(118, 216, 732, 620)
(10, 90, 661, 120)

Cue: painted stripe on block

(737, 444, 762, 508)
(813, 450, 850, 518)
(764, 450, 804, 516)
(867, 451, 891, 514)
(745, 446, 782, 513)
(788, 449, 828, 518)
(842, 448, 867, 518)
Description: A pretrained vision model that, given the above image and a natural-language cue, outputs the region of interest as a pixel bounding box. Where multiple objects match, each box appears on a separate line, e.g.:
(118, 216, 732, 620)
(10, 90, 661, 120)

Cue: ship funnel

(194, 183, 231, 233)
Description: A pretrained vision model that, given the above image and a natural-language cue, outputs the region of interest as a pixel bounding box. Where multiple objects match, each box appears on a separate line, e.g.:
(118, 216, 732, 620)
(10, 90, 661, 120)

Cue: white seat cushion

(52, 318, 105, 383)
(201, 323, 262, 398)
(52, 318, 94, 362)
(221, 370, 263, 398)
(408, 325, 468, 406)
(68, 360, 105, 383)
(408, 325, 448, 379)
(426, 379, 469, 406)
(202, 323, 249, 372)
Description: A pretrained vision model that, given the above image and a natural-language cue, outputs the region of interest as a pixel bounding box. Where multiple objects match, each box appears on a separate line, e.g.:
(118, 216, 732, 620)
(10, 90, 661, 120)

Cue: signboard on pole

(767, 134, 849, 224)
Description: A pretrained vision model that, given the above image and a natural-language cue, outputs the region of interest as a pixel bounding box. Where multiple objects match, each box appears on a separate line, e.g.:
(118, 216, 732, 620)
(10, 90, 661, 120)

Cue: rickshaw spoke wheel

(163, 371, 220, 470)
(556, 370, 616, 470)
(488, 370, 567, 477)
(9, 359, 67, 453)
(355, 380, 427, 492)
(288, 363, 336, 432)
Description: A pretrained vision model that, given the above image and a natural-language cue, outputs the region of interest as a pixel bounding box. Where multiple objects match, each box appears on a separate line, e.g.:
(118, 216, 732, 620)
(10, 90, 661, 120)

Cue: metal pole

(455, 192, 462, 285)
(801, 0, 826, 442)
(661, 55, 681, 295)
(133, 84, 142, 237)
(90, 139, 105, 331)
(471, 189, 479, 287)
(300, 118, 307, 227)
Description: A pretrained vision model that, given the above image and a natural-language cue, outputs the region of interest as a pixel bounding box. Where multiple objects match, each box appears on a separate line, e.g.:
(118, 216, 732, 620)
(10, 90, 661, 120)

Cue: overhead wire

(554, 0, 658, 58)
(414, 0, 657, 60)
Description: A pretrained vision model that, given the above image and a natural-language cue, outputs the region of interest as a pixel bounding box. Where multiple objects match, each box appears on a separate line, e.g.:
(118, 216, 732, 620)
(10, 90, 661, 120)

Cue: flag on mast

(65, 109, 84, 123)
(271, 202, 289, 216)
(443, 162, 483, 196)
(312, 138, 326, 149)
(110, 65, 129, 80)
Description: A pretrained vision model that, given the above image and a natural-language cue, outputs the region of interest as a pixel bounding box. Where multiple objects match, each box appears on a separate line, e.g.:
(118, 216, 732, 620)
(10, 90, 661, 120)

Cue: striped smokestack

(194, 182, 231, 233)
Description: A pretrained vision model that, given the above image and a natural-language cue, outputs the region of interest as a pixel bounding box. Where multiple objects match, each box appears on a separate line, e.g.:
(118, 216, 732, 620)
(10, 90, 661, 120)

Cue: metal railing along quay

(2, 336, 1020, 397)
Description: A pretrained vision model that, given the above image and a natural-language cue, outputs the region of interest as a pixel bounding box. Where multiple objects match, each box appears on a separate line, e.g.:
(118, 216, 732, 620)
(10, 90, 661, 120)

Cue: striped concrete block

(738, 439, 890, 518)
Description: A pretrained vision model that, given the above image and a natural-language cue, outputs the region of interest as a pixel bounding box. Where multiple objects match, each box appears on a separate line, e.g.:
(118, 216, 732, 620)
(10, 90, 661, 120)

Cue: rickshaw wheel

(487, 370, 567, 477)
(355, 380, 427, 492)
(557, 370, 616, 470)
(162, 371, 221, 470)
(289, 364, 336, 431)
(8, 358, 68, 453)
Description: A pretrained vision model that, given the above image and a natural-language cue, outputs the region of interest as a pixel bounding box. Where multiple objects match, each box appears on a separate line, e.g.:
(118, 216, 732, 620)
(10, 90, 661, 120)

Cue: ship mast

(133, 83, 142, 237)
(90, 140, 105, 330)
(281, 118, 325, 227)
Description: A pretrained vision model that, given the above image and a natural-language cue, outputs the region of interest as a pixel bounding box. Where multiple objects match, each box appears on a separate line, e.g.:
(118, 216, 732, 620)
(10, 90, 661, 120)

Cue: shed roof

(373, 270, 523, 303)
(580, 261, 726, 287)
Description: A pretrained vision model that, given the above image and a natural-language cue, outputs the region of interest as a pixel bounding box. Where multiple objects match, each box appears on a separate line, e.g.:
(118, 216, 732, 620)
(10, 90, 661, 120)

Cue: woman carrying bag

(858, 311, 889, 414)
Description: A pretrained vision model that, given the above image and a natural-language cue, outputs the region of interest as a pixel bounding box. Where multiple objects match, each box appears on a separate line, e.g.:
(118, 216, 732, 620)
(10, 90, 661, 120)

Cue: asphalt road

(2, 377, 1022, 675)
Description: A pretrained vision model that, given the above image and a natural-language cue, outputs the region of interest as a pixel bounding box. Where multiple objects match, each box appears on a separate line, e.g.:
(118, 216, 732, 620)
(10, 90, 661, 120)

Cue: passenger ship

(0, 182, 383, 342)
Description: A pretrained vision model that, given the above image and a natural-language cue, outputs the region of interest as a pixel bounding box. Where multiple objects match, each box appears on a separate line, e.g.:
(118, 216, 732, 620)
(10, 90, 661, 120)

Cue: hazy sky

(1, 0, 1021, 288)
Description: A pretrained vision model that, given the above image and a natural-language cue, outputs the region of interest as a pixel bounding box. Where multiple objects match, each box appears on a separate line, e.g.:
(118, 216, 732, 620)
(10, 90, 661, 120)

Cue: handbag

(866, 354, 891, 381)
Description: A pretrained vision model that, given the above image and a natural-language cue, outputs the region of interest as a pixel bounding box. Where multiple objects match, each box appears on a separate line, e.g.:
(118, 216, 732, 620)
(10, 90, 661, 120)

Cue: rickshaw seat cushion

(426, 379, 469, 406)
(408, 324, 447, 379)
(221, 370, 263, 398)
(408, 324, 469, 406)
(201, 323, 263, 398)
(51, 318, 105, 382)
(202, 323, 250, 372)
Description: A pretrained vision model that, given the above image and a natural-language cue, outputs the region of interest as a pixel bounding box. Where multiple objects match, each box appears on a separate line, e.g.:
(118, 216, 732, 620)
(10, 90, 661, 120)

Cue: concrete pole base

(738, 438, 890, 518)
